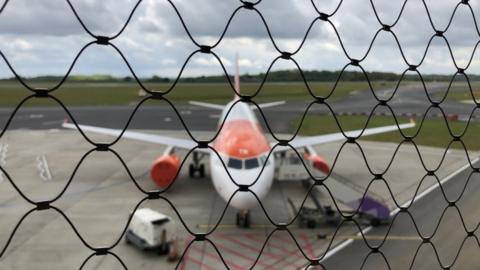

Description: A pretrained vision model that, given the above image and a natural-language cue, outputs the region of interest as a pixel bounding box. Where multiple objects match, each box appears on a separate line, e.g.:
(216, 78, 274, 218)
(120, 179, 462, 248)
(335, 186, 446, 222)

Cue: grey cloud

(149, 0, 322, 39)
(0, 0, 138, 36)
(1, 0, 480, 78)
(0, 0, 85, 35)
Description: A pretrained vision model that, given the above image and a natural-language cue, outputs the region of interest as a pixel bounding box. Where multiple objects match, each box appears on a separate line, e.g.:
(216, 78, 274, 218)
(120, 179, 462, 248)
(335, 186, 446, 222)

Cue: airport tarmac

(322, 158, 480, 270)
(0, 129, 477, 270)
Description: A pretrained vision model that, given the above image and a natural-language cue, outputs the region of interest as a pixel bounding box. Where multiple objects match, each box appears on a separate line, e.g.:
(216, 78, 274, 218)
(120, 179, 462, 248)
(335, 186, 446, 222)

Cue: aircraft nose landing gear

(236, 210, 251, 228)
(189, 152, 205, 178)
(189, 163, 204, 178)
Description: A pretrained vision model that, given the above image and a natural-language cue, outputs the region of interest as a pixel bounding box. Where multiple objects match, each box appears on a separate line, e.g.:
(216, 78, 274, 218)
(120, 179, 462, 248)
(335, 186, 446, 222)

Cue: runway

(322, 159, 480, 269)
(0, 83, 476, 134)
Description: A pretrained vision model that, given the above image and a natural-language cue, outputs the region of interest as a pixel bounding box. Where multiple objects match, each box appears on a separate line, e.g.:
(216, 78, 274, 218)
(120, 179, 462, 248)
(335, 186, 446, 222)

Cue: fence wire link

(1, 0, 480, 269)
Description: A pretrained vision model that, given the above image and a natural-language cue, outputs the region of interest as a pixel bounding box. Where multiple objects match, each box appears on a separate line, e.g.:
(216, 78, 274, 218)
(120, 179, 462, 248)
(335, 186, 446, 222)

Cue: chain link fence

(0, 0, 479, 269)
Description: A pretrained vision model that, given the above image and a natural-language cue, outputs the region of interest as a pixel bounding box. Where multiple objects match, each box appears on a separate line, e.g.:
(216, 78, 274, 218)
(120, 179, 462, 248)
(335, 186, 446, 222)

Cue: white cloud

(13, 39, 33, 50)
(193, 57, 218, 67)
(0, 0, 479, 77)
(160, 59, 177, 66)
(239, 58, 253, 67)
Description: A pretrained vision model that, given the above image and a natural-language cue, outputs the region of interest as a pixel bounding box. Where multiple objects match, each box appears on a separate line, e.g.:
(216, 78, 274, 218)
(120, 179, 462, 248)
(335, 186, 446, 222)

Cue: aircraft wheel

(157, 243, 170, 255)
(244, 212, 251, 228)
(198, 164, 205, 178)
(307, 219, 316, 229)
(370, 218, 381, 227)
(236, 212, 240, 226)
(188, 164, 195, 178)
(236, 211, 251, 228)
(189, 164, 205, 178)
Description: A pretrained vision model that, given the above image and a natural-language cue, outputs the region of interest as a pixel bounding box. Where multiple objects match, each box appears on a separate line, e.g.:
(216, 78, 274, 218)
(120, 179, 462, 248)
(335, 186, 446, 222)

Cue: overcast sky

(0, 0, 480, 78)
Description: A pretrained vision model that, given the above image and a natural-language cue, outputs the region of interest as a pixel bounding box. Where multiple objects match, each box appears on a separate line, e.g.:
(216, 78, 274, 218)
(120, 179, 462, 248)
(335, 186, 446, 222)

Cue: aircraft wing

(273, 121, 416, 151)
(252, 101, 286, 110)
(189, 101, 225, 110)
(189, 100, 286, 111)
(62, 122, 209, 153)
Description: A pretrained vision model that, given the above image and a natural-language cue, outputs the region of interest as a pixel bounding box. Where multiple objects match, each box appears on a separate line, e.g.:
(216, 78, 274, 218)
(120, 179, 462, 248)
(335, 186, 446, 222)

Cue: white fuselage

(209, 101, 275, 210)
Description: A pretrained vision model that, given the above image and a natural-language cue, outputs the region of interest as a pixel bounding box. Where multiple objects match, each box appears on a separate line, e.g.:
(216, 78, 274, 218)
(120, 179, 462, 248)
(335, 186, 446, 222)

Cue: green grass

(443, 90, 479, 102)
(0, 80, 395, 107)
(434, 82, 480, 102)
(294, 115, 480, 150)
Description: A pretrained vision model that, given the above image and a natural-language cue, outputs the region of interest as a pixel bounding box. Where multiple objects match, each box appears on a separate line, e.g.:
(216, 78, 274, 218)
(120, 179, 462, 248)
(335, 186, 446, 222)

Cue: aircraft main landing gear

(236, 210, 251, 228)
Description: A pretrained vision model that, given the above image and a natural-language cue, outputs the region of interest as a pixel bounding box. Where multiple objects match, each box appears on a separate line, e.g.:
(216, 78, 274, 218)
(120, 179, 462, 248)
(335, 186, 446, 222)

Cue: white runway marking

(36, 155, 52, 182)
(391, 156, 479, 216)
(42, 120, 63, 126)
(319, 157, 480, 263)
(28, 114, 44, 119)
(0, 144, 8, 183)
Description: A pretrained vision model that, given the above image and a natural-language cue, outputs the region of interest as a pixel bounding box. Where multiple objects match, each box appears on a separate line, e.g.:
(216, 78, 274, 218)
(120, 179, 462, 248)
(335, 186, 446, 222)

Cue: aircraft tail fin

(234, 53, 240, 100)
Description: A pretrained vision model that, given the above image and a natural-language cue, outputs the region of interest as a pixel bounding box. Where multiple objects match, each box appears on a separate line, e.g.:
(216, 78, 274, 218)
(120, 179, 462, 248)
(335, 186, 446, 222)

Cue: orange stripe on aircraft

(214, 120, 270, 159)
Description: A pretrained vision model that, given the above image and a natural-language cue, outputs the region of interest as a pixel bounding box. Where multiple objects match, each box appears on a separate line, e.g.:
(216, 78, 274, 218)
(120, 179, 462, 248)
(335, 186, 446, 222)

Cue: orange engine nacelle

(304, 153, 330, 175)
(150, 155, 181, 188)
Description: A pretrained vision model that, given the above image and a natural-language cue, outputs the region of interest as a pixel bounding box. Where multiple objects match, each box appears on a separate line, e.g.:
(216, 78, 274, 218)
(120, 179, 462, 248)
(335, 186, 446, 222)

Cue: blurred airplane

(63, 55, 415, 227)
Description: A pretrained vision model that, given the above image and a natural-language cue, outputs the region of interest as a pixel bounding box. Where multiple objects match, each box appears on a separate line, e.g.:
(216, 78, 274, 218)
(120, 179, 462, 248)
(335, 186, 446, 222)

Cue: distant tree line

(2, 70, 478, 83)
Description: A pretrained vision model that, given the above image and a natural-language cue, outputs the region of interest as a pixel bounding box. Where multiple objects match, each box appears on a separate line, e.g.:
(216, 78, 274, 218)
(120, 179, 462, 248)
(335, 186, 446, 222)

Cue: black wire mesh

(0, 0, 479, 269)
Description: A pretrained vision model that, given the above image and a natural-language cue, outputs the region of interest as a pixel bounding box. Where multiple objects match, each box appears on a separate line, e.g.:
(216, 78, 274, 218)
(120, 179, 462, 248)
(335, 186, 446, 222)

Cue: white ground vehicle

(125, 208, 177, 254)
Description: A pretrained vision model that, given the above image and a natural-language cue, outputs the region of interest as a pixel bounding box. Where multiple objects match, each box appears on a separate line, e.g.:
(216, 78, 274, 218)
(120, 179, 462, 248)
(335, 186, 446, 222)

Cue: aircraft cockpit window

(259, 155, 270, 166)
(228, 158, 243, 169)
(245, 158, 259, 169)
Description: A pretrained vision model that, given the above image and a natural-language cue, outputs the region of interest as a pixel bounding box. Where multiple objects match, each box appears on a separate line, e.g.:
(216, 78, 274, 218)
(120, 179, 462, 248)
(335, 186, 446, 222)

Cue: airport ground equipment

(288, 197, 341, 228)
(274, 151, 310, 181)
(322, 172, 390, 226)
(278, 146, 391, 227)
(125, 208, 177, 255)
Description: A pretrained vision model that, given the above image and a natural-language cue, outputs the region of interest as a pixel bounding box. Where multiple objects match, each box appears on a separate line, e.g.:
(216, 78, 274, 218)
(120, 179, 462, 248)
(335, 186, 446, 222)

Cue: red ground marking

(300, 233, 316, 259)
(242, 232, 311, 269)
(274, 232, 320, 260)
(215, 233, 284, 261)
(179, 256, 186, 270)
(211, 240, 276, 269)
(261, 238, 310, 270)
(186, 256, 216, 270)
(263, 252, 310, 270)
(243, 233, 293, 254)
(188, 244, 245, 270)
(179, 237, 192, 270)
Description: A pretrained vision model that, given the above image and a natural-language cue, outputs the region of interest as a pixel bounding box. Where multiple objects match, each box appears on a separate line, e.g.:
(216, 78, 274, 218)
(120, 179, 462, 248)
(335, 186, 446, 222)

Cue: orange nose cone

(150, 155, 180, 188)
